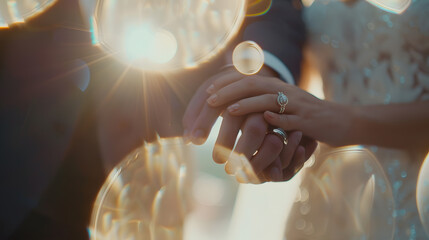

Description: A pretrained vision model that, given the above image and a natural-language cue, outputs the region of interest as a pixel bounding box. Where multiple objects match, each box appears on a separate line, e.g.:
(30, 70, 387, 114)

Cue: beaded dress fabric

(285, 1, 429, 239)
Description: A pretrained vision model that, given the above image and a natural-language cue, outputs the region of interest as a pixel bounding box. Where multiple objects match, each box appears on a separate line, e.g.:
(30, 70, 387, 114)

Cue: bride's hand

(206, 75, 355, 147)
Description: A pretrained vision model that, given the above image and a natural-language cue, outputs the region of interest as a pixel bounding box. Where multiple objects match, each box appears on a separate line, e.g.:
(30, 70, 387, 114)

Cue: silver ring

(277, 92, 288, 114)
(270, 128, 288, 144)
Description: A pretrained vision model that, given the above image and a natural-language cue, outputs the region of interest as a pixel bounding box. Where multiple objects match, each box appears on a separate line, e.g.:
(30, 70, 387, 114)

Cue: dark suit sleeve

(240, 0, 306, 82)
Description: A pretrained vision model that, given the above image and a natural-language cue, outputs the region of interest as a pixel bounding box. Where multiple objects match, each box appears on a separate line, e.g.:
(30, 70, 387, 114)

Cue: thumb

(264, 111, 300, 131)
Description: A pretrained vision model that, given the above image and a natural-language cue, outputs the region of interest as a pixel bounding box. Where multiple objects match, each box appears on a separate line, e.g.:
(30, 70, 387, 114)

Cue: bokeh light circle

(285, 146, 395, 239)
(89, 138, 193, 240)
(232, 41, 264, 75)
(91, 0, 246, 71)
(0, 0, 56, 27)
(417, 152, 429, 237)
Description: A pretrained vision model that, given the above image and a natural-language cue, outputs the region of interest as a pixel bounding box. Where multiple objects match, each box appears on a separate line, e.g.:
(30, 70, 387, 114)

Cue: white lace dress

(285, 1, 429, 239)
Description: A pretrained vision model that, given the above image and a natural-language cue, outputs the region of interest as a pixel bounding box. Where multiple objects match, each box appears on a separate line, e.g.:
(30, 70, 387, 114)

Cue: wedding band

(277, 92, 288, 114)
(270, 128, 288, 145)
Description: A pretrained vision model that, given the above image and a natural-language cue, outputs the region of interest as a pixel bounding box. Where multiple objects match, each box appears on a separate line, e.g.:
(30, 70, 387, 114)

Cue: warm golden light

(285, 146, 395, 239)
(213, 144, 260, 184)
(124, 26, 178, 64)
(232, 41, 264, 76)
(89, 138, 193, 240)
(0, 0, 56, 27)
(87, 0, 246, 71)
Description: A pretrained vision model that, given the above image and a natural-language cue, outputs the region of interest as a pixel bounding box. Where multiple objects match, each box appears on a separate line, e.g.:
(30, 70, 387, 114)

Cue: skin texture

(182, 67, 317, 182)
(206, 74, 429, 151)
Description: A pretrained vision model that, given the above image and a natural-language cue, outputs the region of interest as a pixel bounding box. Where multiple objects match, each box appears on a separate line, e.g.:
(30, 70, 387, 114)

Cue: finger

(182, 82, 211, 134)
(183, 68, 241, 139)
(282, 146, 306, 181)
(225, 114, 267, 174)
(226, 94, 297, 116)
(234, 155, 262, 184)
(207, 65, 282, 94)
(206, 68, 244, 94)
(279, 131, 303, 169)
(261, 157, 283, 182)
(190, 104, 222, 145)
(264, 111, 301, 131)
(213, 113, 244, 164)
(207, 76, 283, 107)
(249, 133, 283, 175)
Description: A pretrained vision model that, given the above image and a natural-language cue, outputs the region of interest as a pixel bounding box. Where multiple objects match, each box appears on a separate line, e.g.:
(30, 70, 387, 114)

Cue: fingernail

(270, 167, 281, 181)
(192, 129, 205, 145)
(213, 151, 221, 163)
(225, 158, 242, 175)
(207, 94, 218, 105)
(265, 111, 276, 119)
(225, 161, 234, 175)
(227, 104, 239, 113)
(213, 149, 227, 164)
(235, 169, 250, 184)
(206, 84, 215, 94)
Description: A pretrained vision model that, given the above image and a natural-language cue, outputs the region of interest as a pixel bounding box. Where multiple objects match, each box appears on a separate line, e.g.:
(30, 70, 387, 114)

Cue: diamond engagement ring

(277, 92, 288, 114)
(270, 128, 288, 145)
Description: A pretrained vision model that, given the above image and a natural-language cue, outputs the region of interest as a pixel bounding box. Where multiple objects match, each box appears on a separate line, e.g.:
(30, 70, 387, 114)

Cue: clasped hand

(182, 67, 318, 183)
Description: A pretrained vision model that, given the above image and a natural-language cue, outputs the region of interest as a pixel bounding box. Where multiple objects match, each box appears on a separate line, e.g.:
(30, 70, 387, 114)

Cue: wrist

(326, 102, 359, 147)
(346, 105, 367, 146)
